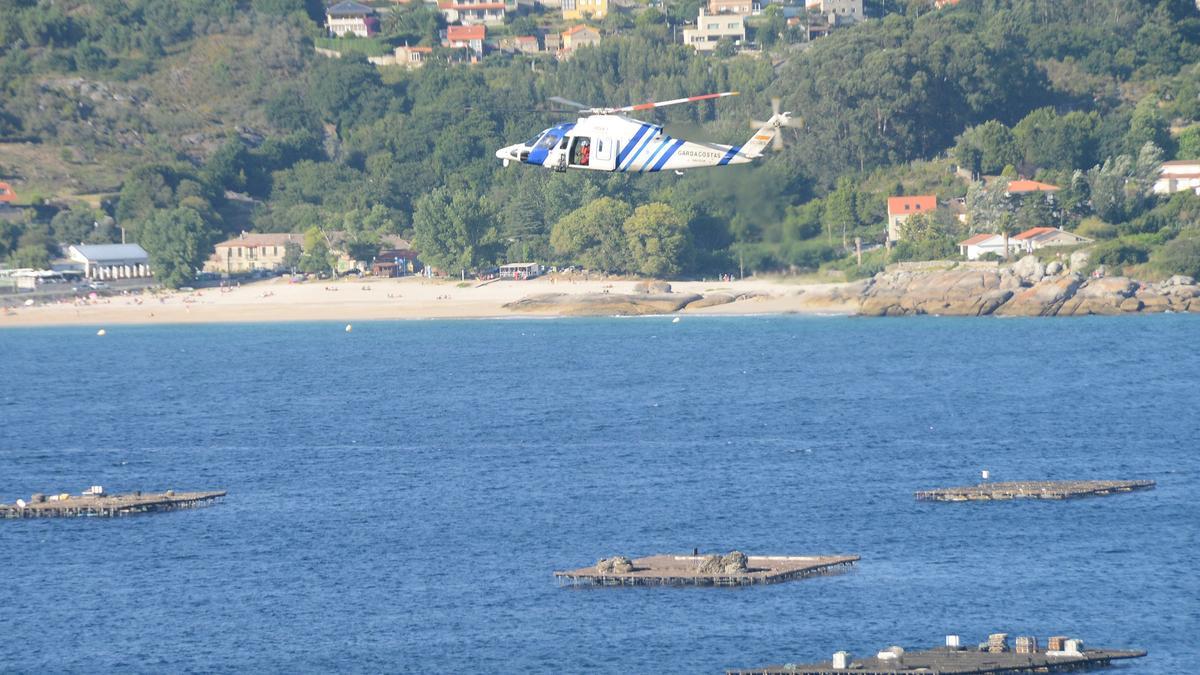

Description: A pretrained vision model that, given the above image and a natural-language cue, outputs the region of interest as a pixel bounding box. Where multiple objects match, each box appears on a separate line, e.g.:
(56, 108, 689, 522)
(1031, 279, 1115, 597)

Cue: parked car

(87, 282, 110, 290)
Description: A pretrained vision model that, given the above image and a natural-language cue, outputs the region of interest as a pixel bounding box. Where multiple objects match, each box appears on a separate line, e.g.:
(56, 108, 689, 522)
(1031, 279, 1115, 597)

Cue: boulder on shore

(859, 268, 1010, 316)
(632, 280, 672, 294)
(1011, 255, 1045, 285)
(994, 274, 1083, 316)
(505, 292, 700, 316)
(1058, 276, 1137, 316)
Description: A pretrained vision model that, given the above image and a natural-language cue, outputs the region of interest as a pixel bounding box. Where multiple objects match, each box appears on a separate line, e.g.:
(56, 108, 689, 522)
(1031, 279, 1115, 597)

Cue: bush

(1075, 217, 1118, 240)
(1092, 238, 1152, 267)
(1152, 236, 1200, 279)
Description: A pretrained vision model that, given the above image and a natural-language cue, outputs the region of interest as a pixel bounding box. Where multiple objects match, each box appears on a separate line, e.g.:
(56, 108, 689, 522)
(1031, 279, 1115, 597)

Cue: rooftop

(68, 243, 149, 263)
(1007, 179, 1060, 193)
(1013, 226, 1058, 240)
(0, 181, 15, 203)
(214, 232, 301, 248)
(447, 24, 487, 41)
(326, 1, 375, 16)
(887, 195, 936, 214)
(958, 233, 996, 246)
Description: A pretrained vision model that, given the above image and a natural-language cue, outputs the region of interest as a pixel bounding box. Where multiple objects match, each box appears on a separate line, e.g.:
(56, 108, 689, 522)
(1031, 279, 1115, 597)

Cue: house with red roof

(0, 181, 16, 204)
(886, 195, 937, 242)
(392, 44, 434, 68)
(958, 233, 1022, 261)
(1013, 227, 1092, 254)
(445, 24, 487, 55)
(514, 35, 540, 53)
(561, 24, 601, 54)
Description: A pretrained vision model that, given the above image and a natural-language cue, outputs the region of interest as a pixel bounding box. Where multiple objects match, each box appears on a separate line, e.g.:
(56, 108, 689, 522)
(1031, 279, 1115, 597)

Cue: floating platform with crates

(728, 633, 1147, 674)
(0, 487, 227, 518)
(915, 479, 1155, 502)
(554, 552, 859, 587)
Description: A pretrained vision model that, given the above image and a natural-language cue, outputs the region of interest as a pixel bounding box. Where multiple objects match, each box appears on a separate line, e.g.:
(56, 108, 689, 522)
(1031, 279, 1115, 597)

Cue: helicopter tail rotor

(749, 98, 799, 151)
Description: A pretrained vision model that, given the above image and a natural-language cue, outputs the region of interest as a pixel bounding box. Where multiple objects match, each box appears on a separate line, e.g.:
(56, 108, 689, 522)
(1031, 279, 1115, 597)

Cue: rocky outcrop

(791, 280, 871, 313)
(633, 280, 672, 294)
(683, 293, 736, 309)
(859, 268, 1012, 316)
(505, 292, 700, 316)
(1058, 277, 1138, 316)
(995, 274, 1084, 316)
(506, 266, 1199, 317)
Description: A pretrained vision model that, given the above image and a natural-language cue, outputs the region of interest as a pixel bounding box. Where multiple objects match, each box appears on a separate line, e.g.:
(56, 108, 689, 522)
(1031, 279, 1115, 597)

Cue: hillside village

(1, 0, 1199, 297)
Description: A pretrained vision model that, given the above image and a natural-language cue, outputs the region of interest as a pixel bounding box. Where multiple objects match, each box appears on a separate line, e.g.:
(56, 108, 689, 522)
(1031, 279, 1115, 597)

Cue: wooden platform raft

(729, 637, 1147, 674)
(554, 553, 859, 587)
(915, 479, 1154, 502)
(1, 490, 227, 518)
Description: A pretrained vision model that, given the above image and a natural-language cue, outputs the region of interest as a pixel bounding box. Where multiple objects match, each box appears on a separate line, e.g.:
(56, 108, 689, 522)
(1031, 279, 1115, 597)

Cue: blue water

(1, 316, 1197, 673)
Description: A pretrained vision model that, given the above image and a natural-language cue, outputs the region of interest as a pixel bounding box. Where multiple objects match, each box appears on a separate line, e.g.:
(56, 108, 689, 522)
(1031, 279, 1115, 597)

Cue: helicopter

(494, 92, 791, 174)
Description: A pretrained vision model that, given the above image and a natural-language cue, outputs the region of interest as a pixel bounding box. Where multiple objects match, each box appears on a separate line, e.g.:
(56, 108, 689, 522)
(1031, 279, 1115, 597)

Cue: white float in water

(672, 317, 681, 323)
(345, 324, 353, 332)
(96, 329, 107, 336)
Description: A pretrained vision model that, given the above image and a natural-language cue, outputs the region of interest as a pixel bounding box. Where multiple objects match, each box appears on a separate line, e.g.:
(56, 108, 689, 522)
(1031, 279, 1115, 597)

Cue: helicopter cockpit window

(525, 131, 548, 147)
(534, 132, 560, 151)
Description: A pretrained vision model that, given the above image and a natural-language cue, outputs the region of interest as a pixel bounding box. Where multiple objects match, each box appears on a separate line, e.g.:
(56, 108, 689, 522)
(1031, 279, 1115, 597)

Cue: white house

(325, 1, 377, 37)
(67, 243, 152, 279)
(1153, 160, 1200, 195)
(683, 8, 746, 51)
(805, 0, 862, 24)
(1012, 227, 1093, 253)
(958, 233, 1022, 260)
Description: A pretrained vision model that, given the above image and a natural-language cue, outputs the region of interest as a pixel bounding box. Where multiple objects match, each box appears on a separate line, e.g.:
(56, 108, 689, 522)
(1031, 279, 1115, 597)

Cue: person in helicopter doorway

(573, 137, 591, 166)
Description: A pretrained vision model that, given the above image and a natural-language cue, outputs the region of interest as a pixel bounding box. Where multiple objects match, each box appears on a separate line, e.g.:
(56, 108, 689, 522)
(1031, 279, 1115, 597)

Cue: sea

(1, 315, 1197, 673)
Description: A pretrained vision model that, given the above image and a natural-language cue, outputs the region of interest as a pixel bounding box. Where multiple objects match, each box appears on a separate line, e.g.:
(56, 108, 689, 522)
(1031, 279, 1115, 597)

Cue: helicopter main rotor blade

(549, 96, 592, 111)
(612, 91, 739, 113)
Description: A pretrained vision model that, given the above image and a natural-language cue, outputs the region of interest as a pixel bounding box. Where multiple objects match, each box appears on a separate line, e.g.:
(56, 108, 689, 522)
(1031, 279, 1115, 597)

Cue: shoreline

(2, 262, 1196, 329)
(0, 276, 835, 328)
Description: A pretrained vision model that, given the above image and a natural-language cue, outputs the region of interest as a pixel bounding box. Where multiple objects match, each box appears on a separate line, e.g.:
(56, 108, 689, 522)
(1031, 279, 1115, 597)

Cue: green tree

(412, 189, 498, 274)
(623, 203, 691, 277)
(9, 244, 51, 269)
(298, 226, 336, 275)
(282, 240, 302, 272)
(955, 120, 1021, 176)
(549, 197, 633, 273)
(138, 208, 216, 288)
(1177, 125, 1200, 160)
(1125, 96, 1171, 156)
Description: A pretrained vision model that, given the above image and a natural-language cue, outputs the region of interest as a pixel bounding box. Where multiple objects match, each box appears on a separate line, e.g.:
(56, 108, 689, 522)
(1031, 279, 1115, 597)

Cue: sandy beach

(0, 275, 826, 328)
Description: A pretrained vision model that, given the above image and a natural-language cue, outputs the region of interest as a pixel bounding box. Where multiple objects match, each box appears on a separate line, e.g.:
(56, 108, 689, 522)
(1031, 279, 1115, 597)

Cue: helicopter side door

(568, 136, 616, 171)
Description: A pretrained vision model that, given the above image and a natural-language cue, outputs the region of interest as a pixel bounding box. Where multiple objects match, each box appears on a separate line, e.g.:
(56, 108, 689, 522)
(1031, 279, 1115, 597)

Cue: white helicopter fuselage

(495, 112, 787, 173)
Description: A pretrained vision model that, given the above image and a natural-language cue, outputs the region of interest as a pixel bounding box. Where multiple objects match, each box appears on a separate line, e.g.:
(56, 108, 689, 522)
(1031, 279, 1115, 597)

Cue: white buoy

(672, 317, 681, 323)
(96, 329, 106, 336)
(981, 469, 990, 481)
(345, 324, 352, 332)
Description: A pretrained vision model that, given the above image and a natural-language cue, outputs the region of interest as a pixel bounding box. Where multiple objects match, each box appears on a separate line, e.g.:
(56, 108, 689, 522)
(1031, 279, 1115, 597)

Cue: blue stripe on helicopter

(617, 124, 651, 167)
(619, 129, 659, 171)
(650, 139, 686, 172)
(638, 139, 672, 172)
(717, 145, 741, 166)
(526, 123, 575, 166)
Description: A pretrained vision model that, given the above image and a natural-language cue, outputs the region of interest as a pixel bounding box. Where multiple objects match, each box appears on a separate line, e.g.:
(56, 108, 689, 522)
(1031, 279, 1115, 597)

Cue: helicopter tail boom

(737, 112, 792, 161)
